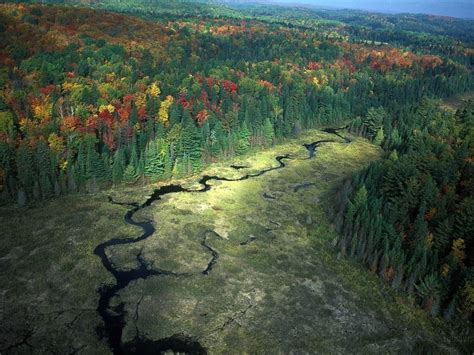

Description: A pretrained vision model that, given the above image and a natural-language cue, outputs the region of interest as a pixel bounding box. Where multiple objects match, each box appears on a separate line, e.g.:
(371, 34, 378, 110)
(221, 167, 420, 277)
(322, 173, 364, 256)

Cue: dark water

(304, 126, 351, 158)
(94, 129, 348, 354)
(229, 164, 249, 170)
(303, 139, 336, 158)
(94, 156, 291, 354)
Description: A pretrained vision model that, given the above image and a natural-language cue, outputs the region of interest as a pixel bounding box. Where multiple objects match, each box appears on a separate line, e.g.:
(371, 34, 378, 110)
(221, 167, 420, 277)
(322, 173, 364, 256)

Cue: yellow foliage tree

(62, 81, 82, 92)
(59, 159, 68, 171)
(32, 97, 52, 123)
(311, 73, 329, 89)
(147, 82, 161, 97)
(48, 133, 65, 153)
(99, 104, 115, 113)
(158, 95, 173, 126)
(135, 92, 147, 108)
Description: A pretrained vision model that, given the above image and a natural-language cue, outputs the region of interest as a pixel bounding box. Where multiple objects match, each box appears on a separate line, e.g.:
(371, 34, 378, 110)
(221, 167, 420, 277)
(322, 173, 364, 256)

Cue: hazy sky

(270, 0, 474, 19)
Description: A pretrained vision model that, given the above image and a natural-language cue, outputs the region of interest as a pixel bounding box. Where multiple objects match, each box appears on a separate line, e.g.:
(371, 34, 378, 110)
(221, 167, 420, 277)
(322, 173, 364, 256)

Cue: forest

(1, 2, 471, 202)
(0, 0, 472, 353)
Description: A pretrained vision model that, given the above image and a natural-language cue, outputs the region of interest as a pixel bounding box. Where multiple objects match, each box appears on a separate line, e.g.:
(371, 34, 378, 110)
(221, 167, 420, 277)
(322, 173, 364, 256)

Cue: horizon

(252, 0, 474, 19)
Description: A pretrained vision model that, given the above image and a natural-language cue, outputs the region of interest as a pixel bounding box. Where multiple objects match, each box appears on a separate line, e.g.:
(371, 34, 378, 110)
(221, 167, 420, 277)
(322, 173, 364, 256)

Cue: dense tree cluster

(1, 4, 471, 207)
(332, 99, 473, 321)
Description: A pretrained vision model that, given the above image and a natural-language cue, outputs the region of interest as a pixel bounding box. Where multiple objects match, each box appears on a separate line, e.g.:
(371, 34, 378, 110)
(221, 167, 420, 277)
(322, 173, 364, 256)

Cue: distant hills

(221, 0, 474, 19)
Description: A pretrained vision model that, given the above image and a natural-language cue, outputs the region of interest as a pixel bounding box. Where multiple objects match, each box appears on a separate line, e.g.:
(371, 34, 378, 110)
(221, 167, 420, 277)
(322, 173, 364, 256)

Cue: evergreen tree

(181, 113, 202, 172)
(235, 121, 250, 155)
(144, 139, 165, 180)
(263, 117, 274, 146)
(16, 142, 35, 196)
(363, 107, 386, 139)
(35, 139, 53, 199)
(374, 127, 384, 146)
(85, 136, 106, 182)
(112, 148, 125, 185)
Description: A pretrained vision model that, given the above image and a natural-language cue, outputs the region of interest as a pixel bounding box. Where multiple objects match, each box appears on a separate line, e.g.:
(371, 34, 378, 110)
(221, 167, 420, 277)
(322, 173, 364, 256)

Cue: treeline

(0, 3, 472, 207)
(331, 99, 473, 320)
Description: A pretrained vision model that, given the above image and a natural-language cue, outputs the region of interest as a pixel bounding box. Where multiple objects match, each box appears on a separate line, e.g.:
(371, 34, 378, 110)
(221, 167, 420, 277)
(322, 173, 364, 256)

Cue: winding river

(94, 128, 348, 354)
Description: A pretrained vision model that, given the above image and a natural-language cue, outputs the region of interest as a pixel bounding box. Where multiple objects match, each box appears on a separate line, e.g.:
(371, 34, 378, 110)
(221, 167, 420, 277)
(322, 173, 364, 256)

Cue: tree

(85, 136, 106, 181)
(180, 113, 202, 173)
(112, 148, 125, 185)
(124, 136, 140, 183)
(147, 82, 161, 98)
(363, 107, 386, 139)
(374, 127, 384, 146)
(144, 139, 165, 180)
(16, 142, 35, 195)
(35, 139, 53, 199)
(158, 95, 173, 126)
(389, 149, 398, 161)
(0, 111, 15, 138)
(234, 121, 250, 155)
(263, 117, 274, 146)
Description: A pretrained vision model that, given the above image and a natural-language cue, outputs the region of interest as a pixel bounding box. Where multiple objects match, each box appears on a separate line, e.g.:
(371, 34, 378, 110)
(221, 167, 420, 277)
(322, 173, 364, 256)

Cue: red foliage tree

(222, 80, 238, 95)
(196, 109, 209, 125)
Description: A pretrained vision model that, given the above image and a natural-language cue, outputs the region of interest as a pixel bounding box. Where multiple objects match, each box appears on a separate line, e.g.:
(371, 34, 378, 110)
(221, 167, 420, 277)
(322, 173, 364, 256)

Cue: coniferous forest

(0, 0, 472, 353)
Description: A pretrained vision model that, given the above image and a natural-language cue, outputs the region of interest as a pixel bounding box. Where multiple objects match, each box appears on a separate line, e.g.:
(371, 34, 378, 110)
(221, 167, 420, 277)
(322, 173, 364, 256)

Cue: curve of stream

(94, 129, 349, 354)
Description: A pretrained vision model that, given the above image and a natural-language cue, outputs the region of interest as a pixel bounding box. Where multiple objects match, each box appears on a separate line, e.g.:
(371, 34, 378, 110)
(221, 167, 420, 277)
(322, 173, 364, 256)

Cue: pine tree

(374, 127, 384, 146)
(363, 107, 385, 139)
(112, 148, 125, 185)
(389, 150, 398, 161)
(123, 135, 140, 183)
(75, 142, 87, 185)
(235, 121, 250, 155)
(181, 113, 202, 172)
(16, 142, 35, 195)
(389, 128, 402, 149)
(85, 137, 105, 181)
(263, 117, 274, 146)
(35, 139, 53, 199)
(123, 164, 139, 183)
(144, 140, 164, 180)
(0, 142, 14, 198)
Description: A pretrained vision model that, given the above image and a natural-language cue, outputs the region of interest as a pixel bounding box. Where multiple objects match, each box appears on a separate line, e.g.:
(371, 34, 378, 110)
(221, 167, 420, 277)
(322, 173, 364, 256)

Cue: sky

(270, 0, 474, 19)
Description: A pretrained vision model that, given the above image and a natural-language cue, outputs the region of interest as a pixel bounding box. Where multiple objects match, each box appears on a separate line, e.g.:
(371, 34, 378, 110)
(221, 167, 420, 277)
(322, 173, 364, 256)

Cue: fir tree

(112, 148, 125, 185)
(235, 121, 250, 155)
(263, 117, 274, 146)
(181, 112, 202, 172)
(35, 139, 53, 199)
(144, 140, 164, 180)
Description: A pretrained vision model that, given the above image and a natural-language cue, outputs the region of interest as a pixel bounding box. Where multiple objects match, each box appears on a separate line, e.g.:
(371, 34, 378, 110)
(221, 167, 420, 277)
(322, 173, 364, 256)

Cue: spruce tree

(35, 139, 53, 199)
(374, 127, 384, 146)
(144, 140, 164, 180)
(85, 137, 104, 181)
(181, 112, 202, 172)
(16, 142, 34, 199)
(235, 121, 250, 155)
(263, 117, 274, 146)
(112, 148, 125, 185)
